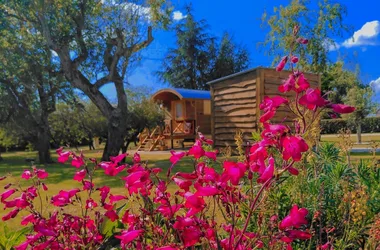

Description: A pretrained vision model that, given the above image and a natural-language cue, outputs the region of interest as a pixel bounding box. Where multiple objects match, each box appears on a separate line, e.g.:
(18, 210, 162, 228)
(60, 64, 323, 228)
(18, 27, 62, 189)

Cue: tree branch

(127, 26, 154, 54)
(94, 75, 112, 89)
(72, 3, 89, 66)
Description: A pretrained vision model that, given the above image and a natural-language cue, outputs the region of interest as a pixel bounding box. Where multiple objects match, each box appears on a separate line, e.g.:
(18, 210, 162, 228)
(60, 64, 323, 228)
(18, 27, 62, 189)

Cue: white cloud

(323, 39, 340, 51)
(370, 77, 380, 93)
(173, 11, 187, 21)
(342, 20, 380, 48)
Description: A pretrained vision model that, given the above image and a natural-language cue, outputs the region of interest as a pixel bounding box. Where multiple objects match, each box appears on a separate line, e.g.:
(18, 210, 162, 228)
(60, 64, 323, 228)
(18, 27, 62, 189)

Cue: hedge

(320, 117, 380, 134)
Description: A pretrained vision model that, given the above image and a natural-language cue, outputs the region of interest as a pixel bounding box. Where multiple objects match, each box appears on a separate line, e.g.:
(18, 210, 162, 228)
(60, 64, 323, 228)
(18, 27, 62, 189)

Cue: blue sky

(101, 0, 380, 101)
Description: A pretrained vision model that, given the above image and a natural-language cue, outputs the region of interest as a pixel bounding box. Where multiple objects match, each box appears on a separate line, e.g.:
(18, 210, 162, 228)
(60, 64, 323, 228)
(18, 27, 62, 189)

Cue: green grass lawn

(321, 133, 380, 145)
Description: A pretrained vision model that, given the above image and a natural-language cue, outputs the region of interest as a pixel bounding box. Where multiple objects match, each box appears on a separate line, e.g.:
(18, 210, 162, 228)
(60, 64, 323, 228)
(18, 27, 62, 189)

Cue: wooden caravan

(208, 67, 320, 148)
(150, 88, 212, 149)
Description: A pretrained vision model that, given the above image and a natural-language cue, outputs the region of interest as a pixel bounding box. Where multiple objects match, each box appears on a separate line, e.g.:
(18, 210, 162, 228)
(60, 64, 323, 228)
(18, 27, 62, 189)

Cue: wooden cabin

(139, 88, 211, 150)
(208, 67, 320, 148)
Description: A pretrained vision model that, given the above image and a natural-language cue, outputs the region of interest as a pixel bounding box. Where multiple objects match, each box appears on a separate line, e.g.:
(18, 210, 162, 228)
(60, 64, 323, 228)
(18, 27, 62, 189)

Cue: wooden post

(170, 119, 174, 149)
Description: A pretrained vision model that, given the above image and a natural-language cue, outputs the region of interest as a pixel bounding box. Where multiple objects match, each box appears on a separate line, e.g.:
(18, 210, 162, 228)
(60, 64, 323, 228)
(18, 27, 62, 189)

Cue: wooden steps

(136, 126, 163, 152)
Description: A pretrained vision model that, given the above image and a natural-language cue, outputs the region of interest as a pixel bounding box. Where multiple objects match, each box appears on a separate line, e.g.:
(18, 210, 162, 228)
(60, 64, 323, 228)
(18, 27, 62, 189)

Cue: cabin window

(203, 100, 211, 115)
(175, 102, 184, 120)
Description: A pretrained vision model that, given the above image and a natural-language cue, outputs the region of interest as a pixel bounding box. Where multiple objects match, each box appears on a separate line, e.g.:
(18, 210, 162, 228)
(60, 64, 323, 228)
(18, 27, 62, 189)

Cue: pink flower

(35, 169, 48, 179)
(184, 192, 206, 216)
(121, 210, 138, 224)
(198, 132, 213, 145)
(1, 189, 16, 202)
(73, 169, 86, 182)
(223, 161, 246, 185)
(123, 170, 151, 195)
(0, 176, 6, 181)
(276, 56, 288, 71)
(83, 180, 94, 190)
(71, 155, 85, 168)
(279, 73, 310, 93)
(110, 153, 127, 164)
(115, 230, 144, 245)
(14, 241, 29, 250)
(204, 150, 218, 161)
(173, 178, 192, 192)
(3, 196, 30, 209)
(21, 170, 33, 180)
(51, 188, 80, 207)
(297, 37, 309, 44)
(105, 210, 119, 222)
(194, 182, 220, 196)
(294, 73, 310, 93)
(291, 56, 299, 63)
(21, 214, 36, 225)
(279, 74, 296, 93)
(280, 205, 309, 230)
(56, 148, 70, 163)
(109, 194, 126, 204)
(34, 223, 56, 236)
(182, 226, 202, 247)
(2, 208, 19, 221)
(99, 162, 126, 176)
(282, 136, 309, 161)
(26, 186, 37, 198)
(133, 153, 141, 163)
(286, 230, 312, 240)
(175, 172, 198, 180)
(157, 204, 182, 218)
(299, 88, 328, 110)
(86, 198, 98, 209)
(168, 150, 186, 175)
(319, 242, 333, 250)
(331, 104, 355, 114)
(287, 166, 299, 176)
(259, 96, 288, 123)
(188, 140, 205, 159)
(261, 123, 289, 138)
(42, 183, 48, 191)
(98, 186, 110, 203)
(257, 157, 275, 184)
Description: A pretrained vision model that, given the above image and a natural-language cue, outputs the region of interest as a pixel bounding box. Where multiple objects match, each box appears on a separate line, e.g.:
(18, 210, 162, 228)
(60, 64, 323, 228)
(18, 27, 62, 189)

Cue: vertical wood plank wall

(210, 67, 320, 148)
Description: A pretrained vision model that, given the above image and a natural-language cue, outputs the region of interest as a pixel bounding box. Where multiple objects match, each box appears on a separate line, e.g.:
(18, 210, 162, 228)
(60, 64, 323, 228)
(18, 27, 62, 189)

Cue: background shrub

(321, 117, 380, 134)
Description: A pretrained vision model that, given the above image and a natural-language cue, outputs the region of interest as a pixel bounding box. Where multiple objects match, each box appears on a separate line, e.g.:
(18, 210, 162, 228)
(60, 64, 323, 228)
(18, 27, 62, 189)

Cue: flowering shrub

(0, 27, 355, 250)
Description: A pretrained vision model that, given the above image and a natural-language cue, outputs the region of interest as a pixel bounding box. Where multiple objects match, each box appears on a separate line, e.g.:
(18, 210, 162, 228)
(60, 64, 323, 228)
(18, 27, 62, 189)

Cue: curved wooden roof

(152, 88, 211, 101)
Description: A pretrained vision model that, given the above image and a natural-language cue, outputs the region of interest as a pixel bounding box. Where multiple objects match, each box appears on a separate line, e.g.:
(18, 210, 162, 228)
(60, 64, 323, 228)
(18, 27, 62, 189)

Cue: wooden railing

(163, 119, 195, 136)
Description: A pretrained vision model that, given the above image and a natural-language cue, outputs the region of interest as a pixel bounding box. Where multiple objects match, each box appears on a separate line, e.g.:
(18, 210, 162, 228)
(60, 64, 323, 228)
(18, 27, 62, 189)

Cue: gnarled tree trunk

(356, 123, 362, 144)
(102, 109, 128, 161)
(35, 127, 52, 164)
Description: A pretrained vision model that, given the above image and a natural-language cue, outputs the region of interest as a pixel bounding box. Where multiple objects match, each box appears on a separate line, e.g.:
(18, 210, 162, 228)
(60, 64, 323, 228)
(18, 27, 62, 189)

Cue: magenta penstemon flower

(281, 136, 309, 161)
(276, 56, 288, 71)
(331, 103, 355, 114)
(115, 230, 144, 247)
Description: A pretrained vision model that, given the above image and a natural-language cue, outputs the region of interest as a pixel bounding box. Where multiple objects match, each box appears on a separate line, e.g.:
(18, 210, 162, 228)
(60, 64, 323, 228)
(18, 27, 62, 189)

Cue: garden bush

(2, 27, 379, 250)
(321, 117, 380, 134)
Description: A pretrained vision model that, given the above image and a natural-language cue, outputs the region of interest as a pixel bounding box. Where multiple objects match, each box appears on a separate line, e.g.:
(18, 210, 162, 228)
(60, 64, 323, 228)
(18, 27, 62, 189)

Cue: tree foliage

(49, 101, 107, 149)
(321, 61, 359, 103)
(343, 86, 377, 142)
(1, 0, 171, 160)
(261, 0, 350, 73)
(157, 6, 250, 90)
(0, 10, 69, 163)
